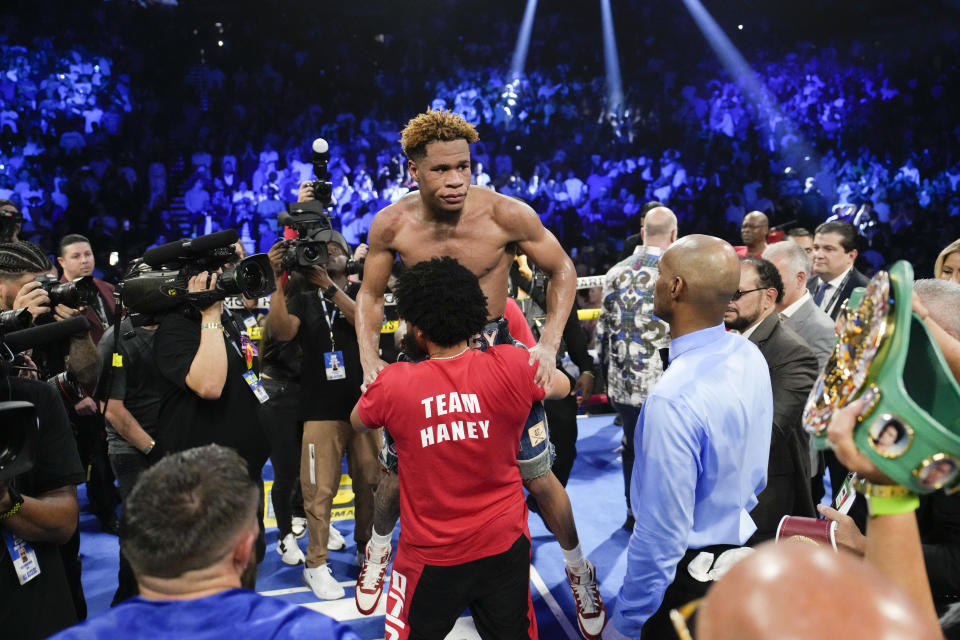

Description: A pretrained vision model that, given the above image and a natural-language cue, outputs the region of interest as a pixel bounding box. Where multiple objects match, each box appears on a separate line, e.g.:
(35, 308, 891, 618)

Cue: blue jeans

(613, 401, 642, 513)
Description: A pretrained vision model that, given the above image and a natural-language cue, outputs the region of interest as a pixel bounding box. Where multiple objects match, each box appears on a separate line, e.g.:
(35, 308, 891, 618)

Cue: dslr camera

(119, 229, 275, 316)
(32, 274, 101, 318)
(277, 137, 358, 273)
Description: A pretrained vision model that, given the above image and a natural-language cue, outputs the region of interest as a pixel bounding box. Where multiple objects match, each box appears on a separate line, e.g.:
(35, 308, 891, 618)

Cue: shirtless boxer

(352, 109, 605, 639)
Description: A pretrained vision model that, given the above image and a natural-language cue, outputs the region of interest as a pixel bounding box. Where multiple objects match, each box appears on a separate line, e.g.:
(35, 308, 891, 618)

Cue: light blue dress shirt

(612, 323, 773, 636)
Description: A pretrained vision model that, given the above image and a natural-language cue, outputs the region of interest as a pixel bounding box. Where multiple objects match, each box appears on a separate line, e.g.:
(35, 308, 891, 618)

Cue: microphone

(143, 229, 240, 267)
(142, 239, 189, 268)
(4, 316, 90, 353)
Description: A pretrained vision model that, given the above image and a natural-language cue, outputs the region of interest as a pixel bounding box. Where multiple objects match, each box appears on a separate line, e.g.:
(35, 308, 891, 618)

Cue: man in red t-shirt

(352, 257, 570, 640)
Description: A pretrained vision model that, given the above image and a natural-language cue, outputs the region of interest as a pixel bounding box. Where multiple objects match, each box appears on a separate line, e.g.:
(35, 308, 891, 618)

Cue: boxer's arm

(357, 212, 395, 387)
(509, 200, 576, 385)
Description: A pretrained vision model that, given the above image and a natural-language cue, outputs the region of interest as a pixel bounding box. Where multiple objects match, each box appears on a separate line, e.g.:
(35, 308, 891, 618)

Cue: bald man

(736, 211, 769, 257)
(607, 235, 773, 639)
(598, 206, 677, 531)
(695, 542, 942, 640)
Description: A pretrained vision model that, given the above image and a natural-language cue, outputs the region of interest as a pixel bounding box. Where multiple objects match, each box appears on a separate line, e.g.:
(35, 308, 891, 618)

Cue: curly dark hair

(394, 257, 488, 347)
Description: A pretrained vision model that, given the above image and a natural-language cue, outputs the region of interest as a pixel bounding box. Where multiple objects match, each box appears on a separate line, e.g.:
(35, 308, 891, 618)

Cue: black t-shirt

(0, 376, 85, 640)
(95, 319, 163, 456)
(153, 310, 268, 478)
(287, 285, 362, 421)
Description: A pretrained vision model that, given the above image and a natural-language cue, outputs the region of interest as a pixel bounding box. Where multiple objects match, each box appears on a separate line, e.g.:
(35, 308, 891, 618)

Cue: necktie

(813, 281, 829, 306)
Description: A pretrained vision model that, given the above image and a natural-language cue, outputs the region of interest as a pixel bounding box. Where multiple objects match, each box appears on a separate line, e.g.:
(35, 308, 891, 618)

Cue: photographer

(266, 232, 379, 601)
(0, 241, 100, 389)
(0, 374, 86, 638)
(0, 242, 111, 563)
(1, 199, 23, 242)
(56, 234, 115, 345)
(94, 313, 164, 604)
(153, 269, 270, 558)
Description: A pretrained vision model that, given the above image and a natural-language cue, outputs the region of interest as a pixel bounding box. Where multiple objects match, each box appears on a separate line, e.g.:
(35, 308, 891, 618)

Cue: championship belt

(802, 260, 960, 494)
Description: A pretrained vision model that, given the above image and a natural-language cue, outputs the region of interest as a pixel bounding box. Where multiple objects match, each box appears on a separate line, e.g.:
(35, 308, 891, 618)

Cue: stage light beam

(600, 0, 624, 110)
(508, 0, 538, 81)
(681, 0, 815, 162)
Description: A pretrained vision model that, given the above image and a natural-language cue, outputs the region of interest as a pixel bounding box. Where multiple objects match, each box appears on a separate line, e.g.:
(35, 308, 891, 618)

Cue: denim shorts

(379, 317, 555, 480)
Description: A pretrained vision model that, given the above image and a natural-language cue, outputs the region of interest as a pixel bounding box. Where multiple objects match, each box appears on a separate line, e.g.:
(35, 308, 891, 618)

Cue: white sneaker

(303, 564, 345, 600)
(355, 541, 391, 615)
(276, 532, 304, 566)
(291, 516, 307, 539)
(566, 561, 607, 640)
(328, 523, 346, 551)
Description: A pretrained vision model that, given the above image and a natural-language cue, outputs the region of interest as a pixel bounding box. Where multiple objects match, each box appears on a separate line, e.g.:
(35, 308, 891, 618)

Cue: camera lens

(237, 262, 267, 293)
(49, 282, 81, 308)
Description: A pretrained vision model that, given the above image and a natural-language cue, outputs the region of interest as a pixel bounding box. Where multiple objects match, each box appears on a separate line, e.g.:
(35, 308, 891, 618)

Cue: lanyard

(319, 294, 338, 351)
(222, 311, 253, 370)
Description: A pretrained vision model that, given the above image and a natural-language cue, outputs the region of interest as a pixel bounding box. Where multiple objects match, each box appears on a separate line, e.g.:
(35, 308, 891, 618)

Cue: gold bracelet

(853, 477, 913, 498)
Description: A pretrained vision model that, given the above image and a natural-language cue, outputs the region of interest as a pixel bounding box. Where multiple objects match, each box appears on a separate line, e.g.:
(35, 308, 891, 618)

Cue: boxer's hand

(361, 358, 389, 392)
(817, 504, 866, 556)
(826, 397, 894, 484)
(527, 343, 557, 387)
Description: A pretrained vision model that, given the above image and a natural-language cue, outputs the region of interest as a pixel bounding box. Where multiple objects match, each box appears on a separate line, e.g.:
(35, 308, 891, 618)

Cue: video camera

(0, 402, 38, 483)
(0, 315, 94, 481)
(276, 138, 358, 273)
(119, 229, 275, 316)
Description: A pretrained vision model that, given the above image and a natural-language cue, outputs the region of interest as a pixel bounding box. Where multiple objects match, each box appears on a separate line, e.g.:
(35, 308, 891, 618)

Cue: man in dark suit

(806, 221, 870, 320)
(763, 241, 835, 370)
(725, 257, 819, 542)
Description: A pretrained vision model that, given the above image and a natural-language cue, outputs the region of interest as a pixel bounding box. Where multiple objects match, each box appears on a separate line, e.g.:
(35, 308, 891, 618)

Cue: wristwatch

(322, 284, 339, 300)
(0, 486, 24, 521)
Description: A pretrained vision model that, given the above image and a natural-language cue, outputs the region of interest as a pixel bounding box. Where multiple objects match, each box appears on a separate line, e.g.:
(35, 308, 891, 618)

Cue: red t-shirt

(503, 296, 536, 348)
(357, 345, 546, 565)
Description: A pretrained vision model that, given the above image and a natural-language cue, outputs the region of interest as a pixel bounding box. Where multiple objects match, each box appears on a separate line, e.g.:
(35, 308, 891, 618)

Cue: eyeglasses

(731, 287, 767, 301)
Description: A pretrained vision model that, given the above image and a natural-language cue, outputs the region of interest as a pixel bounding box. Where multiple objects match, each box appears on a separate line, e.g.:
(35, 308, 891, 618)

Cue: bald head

(698, 542, 942, 640)
(741, 211, 770, 252)
(915, 278, 960, 339)
(642, 206, 678, 249)
(654, 235, 740, 329)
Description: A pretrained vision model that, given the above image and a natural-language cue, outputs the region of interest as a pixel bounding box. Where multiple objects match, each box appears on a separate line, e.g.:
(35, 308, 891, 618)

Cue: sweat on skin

(418, 391, 490, 448)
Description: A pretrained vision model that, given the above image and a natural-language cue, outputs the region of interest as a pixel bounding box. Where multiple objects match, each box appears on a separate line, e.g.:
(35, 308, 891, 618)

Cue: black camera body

(277, 137, 353, 273)
(119, 229, 276, 316)
(0, 401, 38, 483)
(33, 274, 100, 312)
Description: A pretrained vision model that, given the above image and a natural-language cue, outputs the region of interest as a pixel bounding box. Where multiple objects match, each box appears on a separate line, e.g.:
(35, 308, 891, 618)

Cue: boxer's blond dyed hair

(400, 109, 479, 162)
